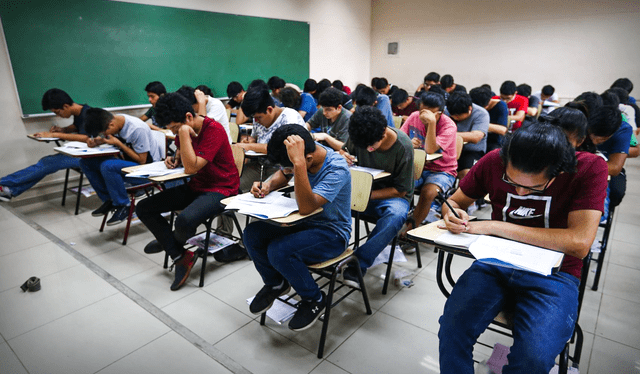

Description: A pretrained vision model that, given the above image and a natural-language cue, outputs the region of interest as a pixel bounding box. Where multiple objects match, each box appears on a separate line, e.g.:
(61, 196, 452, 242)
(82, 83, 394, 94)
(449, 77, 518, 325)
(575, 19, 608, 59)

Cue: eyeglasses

(501, 172, 553, 194)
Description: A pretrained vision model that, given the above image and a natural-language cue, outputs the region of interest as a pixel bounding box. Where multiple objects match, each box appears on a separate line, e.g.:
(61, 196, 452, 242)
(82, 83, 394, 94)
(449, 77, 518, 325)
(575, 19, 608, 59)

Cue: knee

(173, 213, 192, 233)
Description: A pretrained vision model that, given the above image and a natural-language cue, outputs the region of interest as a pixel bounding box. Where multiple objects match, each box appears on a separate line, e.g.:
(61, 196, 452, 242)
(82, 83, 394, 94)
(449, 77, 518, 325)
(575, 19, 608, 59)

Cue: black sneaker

(213, 244, 247, 263)
(170, 250, 196, 291)
(289, 291, 327, 331)
(91, 200, 113, 217)
(342, 266, 363, 289)
(143, 240, 164, 254)
(249, 280, 291, 315)
(106, 206, 129, 226)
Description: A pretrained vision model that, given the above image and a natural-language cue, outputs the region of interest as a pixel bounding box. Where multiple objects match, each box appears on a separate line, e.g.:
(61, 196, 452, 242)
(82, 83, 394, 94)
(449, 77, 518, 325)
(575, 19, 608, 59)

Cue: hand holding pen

(438, 192, 470, 234)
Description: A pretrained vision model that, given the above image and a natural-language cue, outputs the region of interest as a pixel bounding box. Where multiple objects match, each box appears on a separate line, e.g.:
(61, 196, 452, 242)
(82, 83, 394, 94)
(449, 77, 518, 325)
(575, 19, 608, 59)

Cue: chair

(392, 115, 403, 129)
(229, 121, 240, 143)
(260, 168, 373, 358)
(590, 204, 615, 291)
(61, 167, 84, 215)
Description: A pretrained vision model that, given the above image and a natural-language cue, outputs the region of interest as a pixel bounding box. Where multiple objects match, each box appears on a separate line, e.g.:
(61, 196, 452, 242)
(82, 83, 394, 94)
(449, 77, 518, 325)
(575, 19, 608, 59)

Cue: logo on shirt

(508, 206, 543, 220)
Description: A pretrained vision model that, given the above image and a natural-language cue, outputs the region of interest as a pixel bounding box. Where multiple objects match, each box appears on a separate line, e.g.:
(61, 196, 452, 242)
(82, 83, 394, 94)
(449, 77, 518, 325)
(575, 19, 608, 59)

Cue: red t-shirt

(493, 94, 528, 130)
(459, 150, 608, 278)
(175, 117, 240, 195)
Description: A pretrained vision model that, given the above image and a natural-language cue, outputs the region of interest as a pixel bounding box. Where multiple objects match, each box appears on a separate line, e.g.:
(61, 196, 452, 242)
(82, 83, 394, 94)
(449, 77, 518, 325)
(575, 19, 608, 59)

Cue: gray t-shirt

(307, 107, 351, 142)
(119, 114, 163, 163)
(455, 103, 489, 153)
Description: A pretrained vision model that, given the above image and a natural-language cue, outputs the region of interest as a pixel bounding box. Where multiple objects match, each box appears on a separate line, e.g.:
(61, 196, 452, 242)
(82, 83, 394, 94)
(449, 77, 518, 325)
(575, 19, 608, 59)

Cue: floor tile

(121, 267, 199, 308)
(186, 255, 254, 289)
(90, 246, 157, 280)
(588, 336, 640, 374)
(0, 222, 50, 256)
(0, 342, 28, 374)
(328, 312, 440, 374)
(215, 321, 320, 374)
(96, 331, 232, 374)
(0, 241, 79, 292)
(13, 201, 74, 226)
(344, 263, 402, 311)
(596, 294, 640, 348)
(65, 233, 125, 258)
(204, 263, 271, 318)
(8, 293, 170, 374)
(579, 289, 602, 334)
(310, 360, 350, 374)
(612, 221, 640, 245)
(608, 240, 640, 271)
(161, 290, 253, 345)
(416, 252, 475, 283)
(126, 238, 168, 267)
(601, 263, 640, 303)
(579, 331, 594, 374)
(43, 215, 97, 240)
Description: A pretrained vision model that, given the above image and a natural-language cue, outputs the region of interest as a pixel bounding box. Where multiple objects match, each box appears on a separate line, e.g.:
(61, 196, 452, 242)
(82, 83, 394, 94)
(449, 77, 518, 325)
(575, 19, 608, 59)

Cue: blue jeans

(415, 170, 456, 192)
(0, 154, 80, 197)
(79, 157, 147, 206)
(438, 261, 579, 374)
(243, 221, 346, 301)
(356, 197, 410, 271)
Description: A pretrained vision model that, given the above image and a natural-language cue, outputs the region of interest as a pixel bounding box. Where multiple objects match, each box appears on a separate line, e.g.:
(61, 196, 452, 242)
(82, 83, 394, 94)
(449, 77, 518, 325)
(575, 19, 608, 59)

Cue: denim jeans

(243, 221, 346, 301)
(438, 261, 580, 374)
(356, 197, 410, 271)
(136, 184, 225, 259)
(0, 154, 80, 197)
(78, 157, 147, 206)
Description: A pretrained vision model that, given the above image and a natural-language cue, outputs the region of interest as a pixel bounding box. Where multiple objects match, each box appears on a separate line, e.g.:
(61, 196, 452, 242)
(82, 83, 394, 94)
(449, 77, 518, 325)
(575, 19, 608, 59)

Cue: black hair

(355, 86, 378, 107)
(469, 87, 492, 108)
(428, 84, 447, 98)
(543, 107, 588, 145)
(145, 81, 167, 96)
(226, 81, 244, 98)
(572, 92, 603, 118)
(348, 106, 387, 149)
(267, 124, 316, 167)
(303, 79, 317, 93)
(241, 88, 275, 117)
(350, 83, 367, 101)
(440, 75, 454, 89)
(500, 120, 577, 179)
(41, 88, 74, 110)
(607, 87, 630, 105)
(371, 77, 380, 88)
(317, 79, 332, 96)
(318, 87, 343, 108)
(248, 79, 268, 91)
(446, 92, 473, 116)
(154, 92, 196, 127)
(588, 105, 622, 138)
(542, 85, 555, 97)
(195, 84, 213, 97)
(84, 108, 114, 136)
(600, 90, 620, 107)
(175, 85, 197, 104)
(425, 72, 440, 83)
(516, 84, 532, 98)
(500, 81, 517, 95)
(267, 76, 285, 91)
(390, 89, 409, 105)
(279, 87, 301, 110)
(332, 80, 344, 91)
(611, 78, 633, 94)
(420, 92, 445, 111)
(375, 77, 389, 90)
(481, 84, 492, 91)
(453, 84, 467, 93)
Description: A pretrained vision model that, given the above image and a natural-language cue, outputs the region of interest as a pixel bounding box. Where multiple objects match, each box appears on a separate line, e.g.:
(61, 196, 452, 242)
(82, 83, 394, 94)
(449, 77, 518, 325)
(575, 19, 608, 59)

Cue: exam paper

(125, 161, 185, 178)
(246, 296, 297, 324)
(225, 192, 299, 219)
(350, 165, 384, 177)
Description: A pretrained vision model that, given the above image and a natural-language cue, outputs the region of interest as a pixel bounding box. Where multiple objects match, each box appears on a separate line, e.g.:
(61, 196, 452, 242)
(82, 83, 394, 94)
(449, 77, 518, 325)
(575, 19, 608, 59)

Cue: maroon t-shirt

(392, 100, 419, 117)
(459, 150, 608, 278)
(175, 117, 240, 195)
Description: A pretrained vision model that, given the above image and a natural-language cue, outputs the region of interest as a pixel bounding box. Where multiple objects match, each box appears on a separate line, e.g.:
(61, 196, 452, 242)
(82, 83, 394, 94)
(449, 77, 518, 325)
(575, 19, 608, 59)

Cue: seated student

(481, 84, 496, 97)
(80, 108, 163, 225)
(469, 87, 509, 152)
(375, 77, 396, 96)
(494, 80, 528, 131)
(532, 85, 559, 116)
(304, 79, 318, 100)
(440, 74, 458, 100)
(428, 84, 448, 99)
(517, 83, 539, 117)
(176, 85, 232, 144)
(438, 121, 608, 374)
(390, 89, 419, 121)
(306, 88, 351, 151)
(545, 107, 589, 148)
(339, 106, 414, 285)
(316, 79, 332, 99)
(355, 86, 395, 128)
(607, 87, 637, 131)
(136, 93, 240, 291)
(267, 76, 285, 107)
(0, 89, 91, 202)
(140, 81, 167, 130)
(244, 124, 351, 330)
(399, 92, 457, 230)
(195, 84, 214, 97)
(447, 92, 489, 180)
(611, 78, 636, 106)
(225, 81, 249, 125)
(333, 79, 351, 95)
(415, 72, 440, 96)
(279, 86, 317, 122)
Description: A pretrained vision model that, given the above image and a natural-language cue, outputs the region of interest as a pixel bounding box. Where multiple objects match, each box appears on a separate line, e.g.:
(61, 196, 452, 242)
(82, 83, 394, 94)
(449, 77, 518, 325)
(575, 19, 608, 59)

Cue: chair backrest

(413, 149, 426, 181)
(393, 115, 403, 129)
(229, 121, 240, 143)
(455, 135, 464, 160)
(231, 145, 245, 177)
(350, 169, 373, 213)
(226, 108, 232, 119)
(151, 130, 167, 159)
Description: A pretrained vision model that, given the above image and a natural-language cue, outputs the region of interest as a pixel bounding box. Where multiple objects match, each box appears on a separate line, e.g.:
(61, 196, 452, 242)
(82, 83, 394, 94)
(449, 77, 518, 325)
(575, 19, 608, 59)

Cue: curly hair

(154, 92, 195, 127)
(348, 106, 387, 149)
(267, 125, 316, 167)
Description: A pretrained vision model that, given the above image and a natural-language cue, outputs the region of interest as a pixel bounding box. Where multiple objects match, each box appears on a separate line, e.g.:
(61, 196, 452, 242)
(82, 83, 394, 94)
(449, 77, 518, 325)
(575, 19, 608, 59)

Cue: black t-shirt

(72, 104, 91, 135)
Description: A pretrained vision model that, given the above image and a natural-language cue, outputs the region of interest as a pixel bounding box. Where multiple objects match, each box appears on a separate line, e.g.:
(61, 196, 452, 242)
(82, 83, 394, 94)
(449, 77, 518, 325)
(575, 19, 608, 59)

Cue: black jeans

(136, 184, 225, 259)
(609, 168, 626, 208)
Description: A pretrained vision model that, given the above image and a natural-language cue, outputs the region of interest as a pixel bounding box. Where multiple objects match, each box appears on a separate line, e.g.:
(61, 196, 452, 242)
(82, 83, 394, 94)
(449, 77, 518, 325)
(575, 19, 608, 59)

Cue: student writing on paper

(244, 124, 351, 331)
(438, 122, 608, 374)
(0, 89, 91, 202)
(306, 88, 351, 151)
(135, 93, 240, 291)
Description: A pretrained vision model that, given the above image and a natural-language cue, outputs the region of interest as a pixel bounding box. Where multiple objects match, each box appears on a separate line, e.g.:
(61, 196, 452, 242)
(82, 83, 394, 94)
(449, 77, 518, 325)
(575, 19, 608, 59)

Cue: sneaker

(249, 280, 291, 315)
(341, 266, 363, 289)
(289, 291, 327, 331)
(0, 186, 12, 202)
(91, 200, 113, 217)
(213, 243, 247, 263)
(106, 206, 130, 226)
(143, 240, 164, 254)
(170, 250, 196, 291)
(400, 239, 416, 254)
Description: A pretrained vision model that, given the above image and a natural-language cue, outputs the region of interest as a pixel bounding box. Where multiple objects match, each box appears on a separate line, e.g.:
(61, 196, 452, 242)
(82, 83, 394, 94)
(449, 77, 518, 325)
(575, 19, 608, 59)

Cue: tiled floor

(0, 158, 639, 374)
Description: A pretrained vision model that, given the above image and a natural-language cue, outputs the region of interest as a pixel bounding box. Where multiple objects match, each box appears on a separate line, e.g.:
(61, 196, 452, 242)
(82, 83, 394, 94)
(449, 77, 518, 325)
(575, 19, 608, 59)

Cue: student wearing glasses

(438, 121, 608, 374)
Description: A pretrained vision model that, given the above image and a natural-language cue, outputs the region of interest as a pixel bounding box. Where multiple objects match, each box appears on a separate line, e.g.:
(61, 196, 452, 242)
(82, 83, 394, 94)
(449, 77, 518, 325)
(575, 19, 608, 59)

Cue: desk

(54, 145, 120, 158)
(158, 129, 176, 140)
(426, 153, 443, 162)
(221, 194, 322, 227)
(244, 150, 267, 158)
(27, 134, 62, 146)
(121, 163, 193, 182)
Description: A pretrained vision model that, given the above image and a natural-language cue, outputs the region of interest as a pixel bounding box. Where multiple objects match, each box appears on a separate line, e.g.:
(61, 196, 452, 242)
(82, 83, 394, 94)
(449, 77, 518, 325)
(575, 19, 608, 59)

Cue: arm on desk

(371, 187, 406, 200)
(235, 141, 267, 153)
(34, 131, 88, 142)
(606, 153, 627, 176)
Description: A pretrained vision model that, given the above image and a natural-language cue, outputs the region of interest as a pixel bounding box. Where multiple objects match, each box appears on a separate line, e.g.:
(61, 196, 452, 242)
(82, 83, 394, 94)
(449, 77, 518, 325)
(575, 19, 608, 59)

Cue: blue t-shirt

(597, 121, 632, 157)
(487, 100, 509, 151)
(376, 94, 395, 128)
(629, 96, 636, 105)
(306, 145, 352, 243)
(299, 92, 317, 122)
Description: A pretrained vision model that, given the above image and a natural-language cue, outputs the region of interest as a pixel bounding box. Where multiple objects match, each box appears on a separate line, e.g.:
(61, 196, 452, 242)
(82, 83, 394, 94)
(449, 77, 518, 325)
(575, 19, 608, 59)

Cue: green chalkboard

(0, 0, 310, 115)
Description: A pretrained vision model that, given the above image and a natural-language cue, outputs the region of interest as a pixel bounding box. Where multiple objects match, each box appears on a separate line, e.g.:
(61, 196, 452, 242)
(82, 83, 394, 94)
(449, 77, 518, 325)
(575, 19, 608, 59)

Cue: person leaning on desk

(437, 121, 608, 374)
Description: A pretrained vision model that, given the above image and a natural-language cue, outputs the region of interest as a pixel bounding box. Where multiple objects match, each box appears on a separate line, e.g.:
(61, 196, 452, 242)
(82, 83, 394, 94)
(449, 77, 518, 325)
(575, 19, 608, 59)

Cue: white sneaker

(0, 186, 12, 202)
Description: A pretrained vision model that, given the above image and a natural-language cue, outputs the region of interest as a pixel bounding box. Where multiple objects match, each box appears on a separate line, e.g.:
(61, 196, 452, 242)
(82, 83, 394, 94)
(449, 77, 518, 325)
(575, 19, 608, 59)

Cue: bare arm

(102, 135, 148, 165)
(606, 153, 627, 176)
(371, 187, 406, 201)
(284, 135, 327, 215)
(177, 125, 208, 174)
(234, 142, 267, 153)
(458, 130, 485, 144)
(509, 110, 525, 123)
(421, 109, 439, 154)
(488, 124, 508, 136)
(313, 132, 344, 152)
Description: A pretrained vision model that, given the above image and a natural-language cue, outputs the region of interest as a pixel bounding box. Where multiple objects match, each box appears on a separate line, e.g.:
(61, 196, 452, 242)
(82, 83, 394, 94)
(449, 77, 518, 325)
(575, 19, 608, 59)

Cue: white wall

(0, 0, 371, 200)
(371, 0, 640, 101)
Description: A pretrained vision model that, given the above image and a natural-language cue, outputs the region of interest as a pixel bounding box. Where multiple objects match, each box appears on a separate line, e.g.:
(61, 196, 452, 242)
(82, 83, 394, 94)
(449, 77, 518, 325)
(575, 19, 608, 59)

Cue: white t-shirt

(620, 104, 637, 130)
(253, 107, 306, 144)
(205, 96, 232, 143)
(532, 91, 559, 115)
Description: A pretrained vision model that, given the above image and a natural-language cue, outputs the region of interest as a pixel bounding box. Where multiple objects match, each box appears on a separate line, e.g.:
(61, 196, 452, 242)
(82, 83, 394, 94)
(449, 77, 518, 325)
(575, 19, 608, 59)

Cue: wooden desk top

(426, 153, 443, 162)
(121, 163, 193, 182)
(54, 146, 120, 158)
(221, 194, 323, 226)
(27, 134, 60, 142)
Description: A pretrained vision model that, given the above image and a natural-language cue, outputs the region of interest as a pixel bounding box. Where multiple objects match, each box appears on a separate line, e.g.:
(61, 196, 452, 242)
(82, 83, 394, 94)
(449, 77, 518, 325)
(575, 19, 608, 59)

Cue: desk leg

(436, 249, 450, 298)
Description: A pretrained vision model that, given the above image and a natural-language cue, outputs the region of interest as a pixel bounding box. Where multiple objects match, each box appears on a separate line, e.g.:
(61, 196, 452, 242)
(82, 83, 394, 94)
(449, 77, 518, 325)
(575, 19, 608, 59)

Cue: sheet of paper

(186, 231, 236, 253)
(54, 144, 119, 156)
(244, 150, 267, 157)
(225, 192, 299, 219)
(370, 244, 407, 268)
(350, 165, 384, 177)
(246, 296, 297, 324)
(33, 137, 59, 141)
(125, 161, 185, 178)
(434, 231, 480, 249)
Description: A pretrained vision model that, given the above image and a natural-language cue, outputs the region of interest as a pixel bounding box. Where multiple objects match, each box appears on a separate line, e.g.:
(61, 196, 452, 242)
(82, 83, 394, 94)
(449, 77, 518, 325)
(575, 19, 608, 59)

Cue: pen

(259, 163, 264, 191)
(438, 191, 464, 221)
